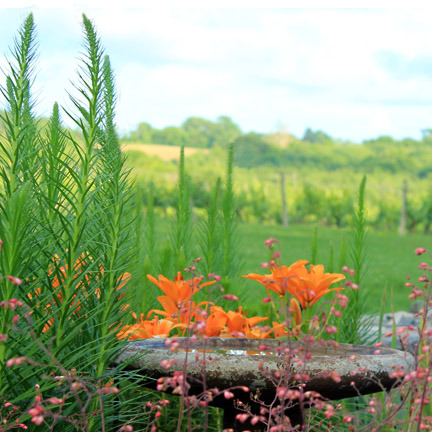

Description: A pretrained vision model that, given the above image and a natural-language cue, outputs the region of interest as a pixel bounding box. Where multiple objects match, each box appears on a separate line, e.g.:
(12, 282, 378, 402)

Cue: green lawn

(235, 223, 429, 313)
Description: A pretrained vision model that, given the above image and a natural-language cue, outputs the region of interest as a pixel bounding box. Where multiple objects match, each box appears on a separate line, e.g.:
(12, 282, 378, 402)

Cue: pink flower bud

(48, 397, 64, 405)
(223, 294, 238, 301)
(236, 413, 249, 423)
(416, 248, 427, 255)
(224, 391, 234, 399)
(31, 415, 44, 426)
(6, 276, 22, 285)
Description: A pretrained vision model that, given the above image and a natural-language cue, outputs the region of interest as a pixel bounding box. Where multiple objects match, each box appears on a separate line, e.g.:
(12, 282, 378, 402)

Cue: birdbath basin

(113, 337, 414, 431)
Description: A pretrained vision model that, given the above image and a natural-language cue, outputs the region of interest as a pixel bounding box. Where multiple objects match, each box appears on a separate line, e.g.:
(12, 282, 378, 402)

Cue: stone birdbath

(113, 337, 414, 431)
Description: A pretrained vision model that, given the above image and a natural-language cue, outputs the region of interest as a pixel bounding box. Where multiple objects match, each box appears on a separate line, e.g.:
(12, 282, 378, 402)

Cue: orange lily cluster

(29, 255, 130, 333)
(243, 260, 345, 309)
(116, 260, 345, 342)
(117, 272, 277, 341)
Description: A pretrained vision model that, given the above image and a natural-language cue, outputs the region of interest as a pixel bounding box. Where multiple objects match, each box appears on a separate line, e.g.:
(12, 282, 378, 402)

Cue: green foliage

(198, 177, 222, 278)
(302, 128, 332, 144)
(124, 115, 241, 149)
(338, 176, 371, 344)
(310, 225, 318, 265)
(171, 146, 193, 274)
(0, 14, 140, 431)
(0, 13, 40, 390)
(123, 127, 432, 232)
(221, 143, 242, 294)
(1, 13, 430, 432)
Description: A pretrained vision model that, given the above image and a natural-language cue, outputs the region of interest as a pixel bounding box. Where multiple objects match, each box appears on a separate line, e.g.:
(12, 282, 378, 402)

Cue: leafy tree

(153, 126, 188, 147)
(125, 121, 154, 142)
(233, 132, 280, 167)
(302, 128, 332, 143)
(181, 116, 216, 148)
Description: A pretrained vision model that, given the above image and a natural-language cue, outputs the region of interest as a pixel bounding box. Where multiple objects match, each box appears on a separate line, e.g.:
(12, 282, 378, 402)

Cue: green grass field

(227, 223, 428, 313)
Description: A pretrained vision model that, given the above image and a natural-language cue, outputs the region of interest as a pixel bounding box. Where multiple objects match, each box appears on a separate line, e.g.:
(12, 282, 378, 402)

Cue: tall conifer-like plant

(0, 13, 40, 390)
(0, 14, 138, 429)
(221, 143, 242, 293)
(198, 177, 222, 279)
(49, 13, 108, 355)
(339, 175, 370, 344)
(92, 54, 134, 379)
(171, 146, 193, 275)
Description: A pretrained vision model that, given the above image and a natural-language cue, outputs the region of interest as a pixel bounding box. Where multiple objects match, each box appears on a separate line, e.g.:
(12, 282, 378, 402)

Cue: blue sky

(1, 8, 432, 142)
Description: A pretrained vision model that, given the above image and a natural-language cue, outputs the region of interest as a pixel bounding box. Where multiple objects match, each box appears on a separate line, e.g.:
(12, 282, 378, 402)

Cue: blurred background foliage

(117, 115, 432, 233)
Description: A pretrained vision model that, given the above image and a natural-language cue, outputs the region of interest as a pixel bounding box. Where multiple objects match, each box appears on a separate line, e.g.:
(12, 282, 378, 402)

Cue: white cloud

(1, 8, 432, 140)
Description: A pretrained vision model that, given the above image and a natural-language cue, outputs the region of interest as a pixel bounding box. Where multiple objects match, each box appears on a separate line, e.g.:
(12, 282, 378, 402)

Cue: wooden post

(399, 180, 407, 236)
(280, 172, 289, 227)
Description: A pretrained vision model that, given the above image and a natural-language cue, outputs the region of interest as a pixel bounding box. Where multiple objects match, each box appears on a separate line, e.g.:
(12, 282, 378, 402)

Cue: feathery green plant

(0, 14, 140, 430)
(93, 53, 134, 377)
(310, 225, 318, 265)
(328, 241, 334, 273)
(338, 231, 347, 272)
(339, 175, 370, 344)
(171, 146, 193, 276)
(221, 143, 242, 293)
(198, 177, 222, 279)
(0, 13, 40, 391)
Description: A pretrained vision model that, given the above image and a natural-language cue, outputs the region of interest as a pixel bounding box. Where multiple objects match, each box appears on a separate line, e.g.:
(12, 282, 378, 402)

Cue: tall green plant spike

(338, 232, 347, 272)
(0, 13, 37, 191)
(353, 175, 367, 285)
(221, 143, 241, 293)
(0, 12, 39, 393)
(328, 241, 334, 273)
(53, 14, 107, 354)
(91, 54, 135, 392)
(145, 182, 156, 259)
(310, 225, 318, 265)
(198, 177, 222, 279)
(339, 175, 370, 344)
(171, 145, 192, 274)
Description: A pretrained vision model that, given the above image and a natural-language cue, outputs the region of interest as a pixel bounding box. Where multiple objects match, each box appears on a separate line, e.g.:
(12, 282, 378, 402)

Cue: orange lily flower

(243, 261, 344, 309)
(244, 325, 273, 339)
(117, 316, 174, 340)
(224, 307, 268, 336)
(147, 298, 210, 325)
(271, 298, 302, 338)
(147, 272, 215, 308)
(272, 321, 289, 338)
(289, 298, 302, 326)
(286, 264, 345, 309)
(243, 260, 309, 297)
(202, 306, 228, 337)
(28, 255, 131, 333)
(192, 305, 226, 337)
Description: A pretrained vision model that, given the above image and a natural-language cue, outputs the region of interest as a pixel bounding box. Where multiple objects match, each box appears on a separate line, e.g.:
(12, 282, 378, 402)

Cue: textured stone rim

(114, 337, 415, 401)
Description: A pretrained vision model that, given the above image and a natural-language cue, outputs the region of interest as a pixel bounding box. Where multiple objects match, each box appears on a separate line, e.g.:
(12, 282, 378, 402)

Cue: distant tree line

(123, 116, 242, 148)
(123, 116, 432, 180)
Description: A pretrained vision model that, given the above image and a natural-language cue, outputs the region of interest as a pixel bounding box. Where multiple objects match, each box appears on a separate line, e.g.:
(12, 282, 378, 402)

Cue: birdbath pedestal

(113, 338, 414, 431)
